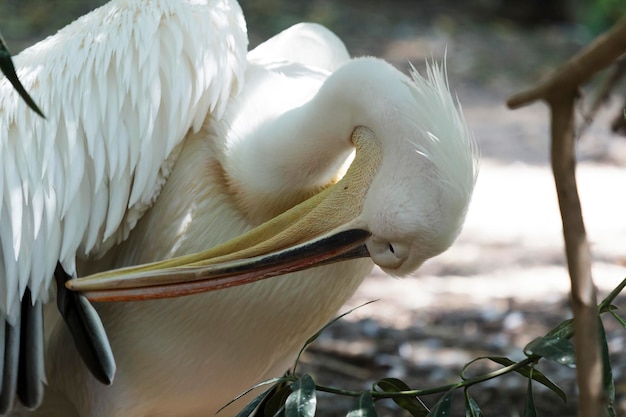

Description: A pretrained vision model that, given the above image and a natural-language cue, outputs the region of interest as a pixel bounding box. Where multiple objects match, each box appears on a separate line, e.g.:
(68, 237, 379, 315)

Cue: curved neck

(223, 58, 410, 225)
(246, 58, 408, 189)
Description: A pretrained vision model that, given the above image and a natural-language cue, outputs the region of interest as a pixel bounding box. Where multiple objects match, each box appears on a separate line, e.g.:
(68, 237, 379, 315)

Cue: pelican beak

(68, 127, 382, 302)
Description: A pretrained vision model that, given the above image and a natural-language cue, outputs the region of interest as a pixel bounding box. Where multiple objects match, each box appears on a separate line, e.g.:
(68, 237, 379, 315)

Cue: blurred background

(2, 1, 626, 416)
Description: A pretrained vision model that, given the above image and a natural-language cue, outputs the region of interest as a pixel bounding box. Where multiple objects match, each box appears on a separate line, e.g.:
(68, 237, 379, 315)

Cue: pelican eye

(366, 238, 409, 269)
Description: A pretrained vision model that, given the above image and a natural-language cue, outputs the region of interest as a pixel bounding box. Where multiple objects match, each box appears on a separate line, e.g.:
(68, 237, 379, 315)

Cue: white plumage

(0, 1, 476, 416)
(0, 0, 246, 320)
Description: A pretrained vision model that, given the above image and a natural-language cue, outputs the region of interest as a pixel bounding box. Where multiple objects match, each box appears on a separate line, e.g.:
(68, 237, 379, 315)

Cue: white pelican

(0, 0, 476, 416)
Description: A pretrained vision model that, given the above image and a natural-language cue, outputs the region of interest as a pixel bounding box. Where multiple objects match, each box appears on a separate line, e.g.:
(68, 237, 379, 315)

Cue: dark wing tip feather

(0, 33, 46, 118)
(0, 313, 20, 414)
(55, 264, 116, 385)
(17, 290, 45, 409)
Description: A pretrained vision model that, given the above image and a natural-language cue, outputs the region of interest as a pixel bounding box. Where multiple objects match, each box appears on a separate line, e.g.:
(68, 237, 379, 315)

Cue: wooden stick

(507, 18, 626, 109)
(549, 93, 603, 417)
(505, 18, 626, 417)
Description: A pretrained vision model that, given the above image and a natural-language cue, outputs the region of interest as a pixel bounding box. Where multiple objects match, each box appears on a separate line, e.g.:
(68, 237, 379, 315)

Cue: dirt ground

(5, 1, 626, 416)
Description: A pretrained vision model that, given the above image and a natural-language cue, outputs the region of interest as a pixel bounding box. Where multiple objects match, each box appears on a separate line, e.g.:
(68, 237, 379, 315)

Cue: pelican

(0, 0, 476, 416)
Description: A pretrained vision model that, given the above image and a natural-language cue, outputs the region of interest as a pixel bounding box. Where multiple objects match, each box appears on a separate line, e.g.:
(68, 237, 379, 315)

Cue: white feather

(1, 16, 480, 417)
(0, 0, 247, 322)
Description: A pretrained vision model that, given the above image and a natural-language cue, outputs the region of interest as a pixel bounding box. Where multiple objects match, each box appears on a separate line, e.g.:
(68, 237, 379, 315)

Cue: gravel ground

(5, 2, 626, 416)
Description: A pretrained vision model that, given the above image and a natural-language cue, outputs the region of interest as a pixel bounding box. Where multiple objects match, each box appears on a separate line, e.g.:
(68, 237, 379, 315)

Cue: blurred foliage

(1, 0, 624, 52)
(0, 0, 620, 55)
(1, 0, 622, 106)
(0, 0, 106, 51)
(580, 0, 626, 35)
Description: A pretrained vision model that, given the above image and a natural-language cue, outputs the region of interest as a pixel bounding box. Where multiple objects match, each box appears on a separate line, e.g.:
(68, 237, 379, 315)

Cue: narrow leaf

(219, 376, 294, 414)
(608, 309, 626, 328)
(426, 390, 452, 417)
(285, 374, 316, 417)
(263, 385, 292, 417)
(543, 318, 574, 340)
(234, 386, 277, 417)
(598, 318, 616, 417)
(524, 371, 538, 417)
(347, 391, 378, 417)
(0, 34, 45, 117)
(598, 277, 626, 313)
(524, 335, 576, 368)
(488, 357, 566, 402)
(460, 356, 489, 380)
(464, 390, 484, 417)
(293, 300, 377, 373)
(374, 378, 429, 417)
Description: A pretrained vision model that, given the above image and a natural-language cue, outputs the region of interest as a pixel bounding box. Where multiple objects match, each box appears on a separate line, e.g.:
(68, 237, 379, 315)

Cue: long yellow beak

(68, 127, 381, 301)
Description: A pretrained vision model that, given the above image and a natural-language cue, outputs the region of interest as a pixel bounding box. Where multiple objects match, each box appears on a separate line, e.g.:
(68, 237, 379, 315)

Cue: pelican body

(1, 1, 476, 416)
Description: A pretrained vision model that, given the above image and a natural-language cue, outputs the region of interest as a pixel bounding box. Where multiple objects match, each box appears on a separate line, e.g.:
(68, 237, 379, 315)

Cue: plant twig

(549, 92, 603, 417)
(507, 18, 626, 109)
(579, 58, 626, 137)
(313, 356, 540, 400)
(610, 103, 626, 135)
(506, 17, 626, 417)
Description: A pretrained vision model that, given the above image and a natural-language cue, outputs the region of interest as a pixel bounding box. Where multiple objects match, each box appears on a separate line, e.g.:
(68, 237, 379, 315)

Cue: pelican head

(68, 57, 476, 300)
(335, 59, 475, 275)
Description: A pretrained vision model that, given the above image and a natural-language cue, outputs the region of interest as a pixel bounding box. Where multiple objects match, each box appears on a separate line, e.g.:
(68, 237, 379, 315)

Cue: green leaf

(374, 378, 429, 417)
(293, 300, 377, 373)
(234, 386, 278, 417)
(488, 357, 567, 402)
(524, 335, 576, 368)
(219, 376, 294, 414)
(524, 371, 538, 417)
(346, 391, 378, 417)
(0, 33, 45, 118)
(543, 318, 574, 340)
(598, 277, 626, 313)
(426, 390, 452, 417)
(608, 308, 626, 328)
(598, 318, 617, 417)
(285, 374, 316, 417)
(263, 385, 292, 417)
(463, 390, 484, 417)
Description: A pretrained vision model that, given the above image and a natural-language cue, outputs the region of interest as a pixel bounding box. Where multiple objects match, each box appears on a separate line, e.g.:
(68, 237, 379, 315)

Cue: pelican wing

(0, 0, 247, 321)
(0, 0, 247, 410)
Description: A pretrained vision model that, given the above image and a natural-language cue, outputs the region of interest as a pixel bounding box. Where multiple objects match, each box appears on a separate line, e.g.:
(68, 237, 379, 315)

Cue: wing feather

(0, 0, 248, 323)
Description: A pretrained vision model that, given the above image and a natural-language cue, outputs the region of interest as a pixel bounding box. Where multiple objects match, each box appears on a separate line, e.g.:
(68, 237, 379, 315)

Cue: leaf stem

(312, 356, 538, 399)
